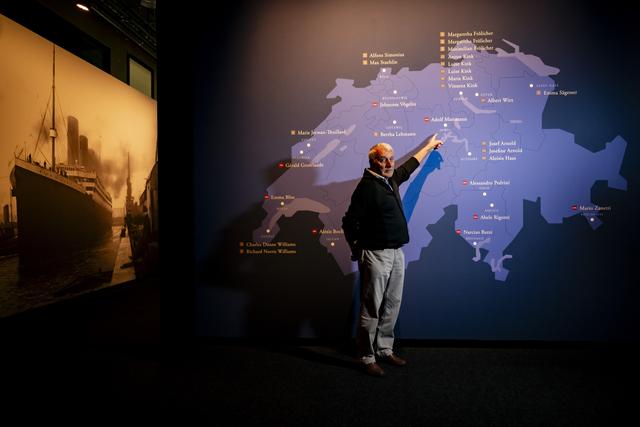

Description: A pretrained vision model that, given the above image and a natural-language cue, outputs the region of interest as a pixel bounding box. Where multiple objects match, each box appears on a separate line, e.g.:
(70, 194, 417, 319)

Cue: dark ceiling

(91, 0, 156, 59)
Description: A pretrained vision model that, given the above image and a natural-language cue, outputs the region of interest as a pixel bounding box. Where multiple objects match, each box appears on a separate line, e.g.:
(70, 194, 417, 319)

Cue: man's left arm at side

(342, 183, 367, 262)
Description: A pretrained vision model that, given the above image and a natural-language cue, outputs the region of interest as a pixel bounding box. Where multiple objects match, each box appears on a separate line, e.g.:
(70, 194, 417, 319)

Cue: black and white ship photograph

(0, 13, 157, 318)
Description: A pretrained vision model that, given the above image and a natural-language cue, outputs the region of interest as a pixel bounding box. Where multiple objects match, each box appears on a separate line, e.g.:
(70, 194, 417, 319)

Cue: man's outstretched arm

(412, 133, 444, 164)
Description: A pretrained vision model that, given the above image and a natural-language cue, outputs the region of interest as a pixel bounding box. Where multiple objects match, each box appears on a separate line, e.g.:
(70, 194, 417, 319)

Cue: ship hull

(11, 161, 112, 256)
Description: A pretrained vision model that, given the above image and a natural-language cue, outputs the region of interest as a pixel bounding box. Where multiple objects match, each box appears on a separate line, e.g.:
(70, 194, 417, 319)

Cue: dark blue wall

(188, 0, 640, 340)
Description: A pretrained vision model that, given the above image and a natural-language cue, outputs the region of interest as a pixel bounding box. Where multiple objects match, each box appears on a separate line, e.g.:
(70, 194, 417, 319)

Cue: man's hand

(349, 242, 363, 262)
(425, 133, 444, 151)
(413, 133, 444, 163)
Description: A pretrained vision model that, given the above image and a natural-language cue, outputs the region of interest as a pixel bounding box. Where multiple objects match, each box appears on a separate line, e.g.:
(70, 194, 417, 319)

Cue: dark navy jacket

(342, 157, 420, 250)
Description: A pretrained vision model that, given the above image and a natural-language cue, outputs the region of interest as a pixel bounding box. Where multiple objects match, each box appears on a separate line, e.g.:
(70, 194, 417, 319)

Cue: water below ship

(0, 226, 127, 318)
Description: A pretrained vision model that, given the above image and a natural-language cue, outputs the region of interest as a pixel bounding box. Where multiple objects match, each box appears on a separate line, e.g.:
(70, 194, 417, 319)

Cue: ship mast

(126, 152, 133, 215)
(50, 44, 57, 171)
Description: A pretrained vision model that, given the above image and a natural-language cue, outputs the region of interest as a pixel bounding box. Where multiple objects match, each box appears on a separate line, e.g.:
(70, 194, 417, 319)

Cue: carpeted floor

(163, 342, 636, 426)
(2, 279, 636, 425)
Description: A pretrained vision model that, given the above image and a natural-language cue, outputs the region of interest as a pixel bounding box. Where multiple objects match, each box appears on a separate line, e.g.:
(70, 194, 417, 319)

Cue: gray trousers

(357, 248, 405, 364)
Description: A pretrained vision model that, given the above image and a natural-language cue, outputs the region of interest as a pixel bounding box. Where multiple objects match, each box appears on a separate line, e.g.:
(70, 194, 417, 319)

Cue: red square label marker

(455, 229, 462, 235)
(278, 162, 285, 169)
(462, 179, 469, 185)
(311, 228, 318, 235)
(264, 195, 270, 200)
(423, 116, 430, 123)
(371, 101, 379, 108)
(473, 213, 479, 220)
(571, 205, 577, 211)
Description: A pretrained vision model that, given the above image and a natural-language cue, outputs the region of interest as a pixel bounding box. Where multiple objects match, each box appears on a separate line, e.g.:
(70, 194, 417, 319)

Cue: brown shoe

(380, 353, 407, 367)
(363, 362, 385, 377)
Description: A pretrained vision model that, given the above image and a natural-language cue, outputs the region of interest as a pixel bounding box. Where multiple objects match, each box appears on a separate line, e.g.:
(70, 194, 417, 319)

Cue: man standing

(342, 134, 443, 376)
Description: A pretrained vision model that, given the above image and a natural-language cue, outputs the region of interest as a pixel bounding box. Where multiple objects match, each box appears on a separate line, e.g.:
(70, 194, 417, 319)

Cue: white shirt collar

(366, 168, 392, 188)
(366, 168, 387, 180)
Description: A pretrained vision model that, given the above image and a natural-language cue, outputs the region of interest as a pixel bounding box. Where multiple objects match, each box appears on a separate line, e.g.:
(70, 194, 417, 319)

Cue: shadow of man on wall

(200, 207, 355, 341)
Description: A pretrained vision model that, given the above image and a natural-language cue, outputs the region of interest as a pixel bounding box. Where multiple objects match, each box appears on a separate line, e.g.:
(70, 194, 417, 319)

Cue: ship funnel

(79, 135, 88, 167)
(67, 116, 79, 165)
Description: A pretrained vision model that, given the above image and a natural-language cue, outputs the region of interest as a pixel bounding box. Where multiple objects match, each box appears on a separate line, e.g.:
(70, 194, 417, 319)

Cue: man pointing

(342, 133, 443, 377)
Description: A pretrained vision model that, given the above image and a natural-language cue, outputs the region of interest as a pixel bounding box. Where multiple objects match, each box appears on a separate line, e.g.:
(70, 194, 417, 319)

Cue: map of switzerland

(253, 39, 627, 281)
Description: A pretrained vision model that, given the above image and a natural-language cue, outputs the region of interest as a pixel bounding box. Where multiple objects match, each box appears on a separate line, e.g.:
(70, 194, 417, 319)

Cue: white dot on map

(529, 83, 534, 88)
(382, 68, 387, 72)
(330, 242, 335, 247)
(392, 120, 397, 124)
(475, 92, 479, 97)
(490, 203, 494, 208)
(444, 123, 448, 127)
(280, 201, 285, 206)
(467, 152, 472, 156)
(306, 143, 311, 147)
(590, 217, 595, 222)
(393, 90, 398, 94)
(266, 229, 270, 233)
(459, 91, 463, 96)
(473, 242, 477, 246)
(299, 150, 304, 155)
(483, 192, 487, 196)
